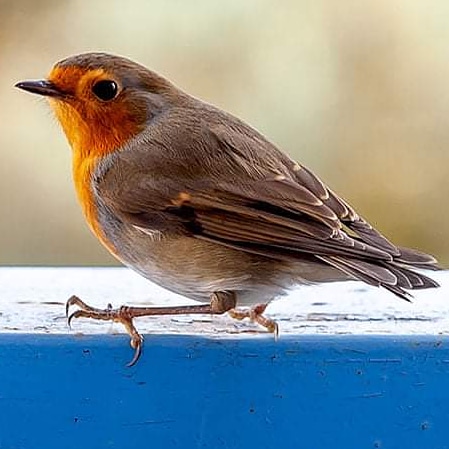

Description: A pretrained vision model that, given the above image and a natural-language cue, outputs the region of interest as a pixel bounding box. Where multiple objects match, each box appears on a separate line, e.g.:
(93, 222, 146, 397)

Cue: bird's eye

(92, 80, 118, 101)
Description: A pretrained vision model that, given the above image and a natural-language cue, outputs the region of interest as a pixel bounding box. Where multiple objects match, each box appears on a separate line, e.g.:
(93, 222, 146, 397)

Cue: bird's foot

(228, 303, 279, 338)
(66, 295, 144, 366)
(65, 291, 237, 366)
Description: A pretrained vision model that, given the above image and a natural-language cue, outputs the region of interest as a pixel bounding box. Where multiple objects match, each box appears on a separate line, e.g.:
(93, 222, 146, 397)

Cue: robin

(16, 52, 440, 365)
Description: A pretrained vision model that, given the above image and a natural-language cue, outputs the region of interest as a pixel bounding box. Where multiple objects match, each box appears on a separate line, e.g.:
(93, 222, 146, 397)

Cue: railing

(0, 267, 447, 448)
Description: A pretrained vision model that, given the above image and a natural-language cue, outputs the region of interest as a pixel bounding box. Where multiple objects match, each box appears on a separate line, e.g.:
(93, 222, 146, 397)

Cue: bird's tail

(318, 246, 441, 301)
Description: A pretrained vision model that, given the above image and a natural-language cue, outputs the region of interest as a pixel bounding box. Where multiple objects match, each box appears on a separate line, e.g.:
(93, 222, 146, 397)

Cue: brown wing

(98, 118, 440, 298)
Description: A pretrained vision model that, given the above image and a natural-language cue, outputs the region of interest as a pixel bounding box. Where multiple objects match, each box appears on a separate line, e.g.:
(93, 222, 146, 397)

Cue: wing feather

(97, 111, 440, 298)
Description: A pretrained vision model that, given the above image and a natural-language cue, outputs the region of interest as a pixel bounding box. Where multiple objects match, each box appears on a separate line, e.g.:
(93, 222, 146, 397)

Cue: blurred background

(1, 0, 448, 266)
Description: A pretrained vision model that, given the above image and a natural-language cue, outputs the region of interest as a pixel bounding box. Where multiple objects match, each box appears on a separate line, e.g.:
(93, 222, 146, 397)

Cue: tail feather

(339, 217, 441, 298)
(397, 246, 439, 267)
(318, 253, 440, 301)
(317, 255, 401, 290)
(381, 284, 413, 301)
(346, 219, 400, 256)
(384, 264, 415, 289)
(388, 263, 440, 289)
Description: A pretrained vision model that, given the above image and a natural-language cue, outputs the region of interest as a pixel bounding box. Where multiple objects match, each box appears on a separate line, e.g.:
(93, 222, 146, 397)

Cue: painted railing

(0, 267, 447, 448)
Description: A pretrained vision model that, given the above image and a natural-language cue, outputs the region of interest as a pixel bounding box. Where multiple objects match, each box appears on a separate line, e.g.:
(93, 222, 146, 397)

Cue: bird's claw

(127, 334, 144, 367)
(65, 295, 144, 366)
(228, 303, 279, 338)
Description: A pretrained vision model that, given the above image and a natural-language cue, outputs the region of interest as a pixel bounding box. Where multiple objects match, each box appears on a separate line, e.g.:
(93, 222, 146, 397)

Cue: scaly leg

(66, 291, 237, 366)
(66, 292, 278, 366)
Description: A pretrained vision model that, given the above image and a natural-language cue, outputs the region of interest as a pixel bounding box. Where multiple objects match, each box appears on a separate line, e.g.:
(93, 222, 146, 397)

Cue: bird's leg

(228, 303, 279, 337)
(65, 291, 237, 366)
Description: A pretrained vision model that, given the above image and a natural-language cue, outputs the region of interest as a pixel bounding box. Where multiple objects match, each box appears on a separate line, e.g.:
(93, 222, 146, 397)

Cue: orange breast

(46, 67, 144, 259)
(72, 152, 121, 258)
(48, 99, 120, 257)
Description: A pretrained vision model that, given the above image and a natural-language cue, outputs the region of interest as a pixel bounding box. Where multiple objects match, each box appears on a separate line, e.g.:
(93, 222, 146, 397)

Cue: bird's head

(16, 52, 178, 157)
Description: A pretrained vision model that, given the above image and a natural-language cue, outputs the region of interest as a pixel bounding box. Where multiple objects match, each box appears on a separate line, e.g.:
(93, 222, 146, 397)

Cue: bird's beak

(15, 80, 66, 99)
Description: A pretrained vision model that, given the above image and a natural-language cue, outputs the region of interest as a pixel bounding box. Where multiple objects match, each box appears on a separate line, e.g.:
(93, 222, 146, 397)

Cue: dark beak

(15, 80, 66, 99)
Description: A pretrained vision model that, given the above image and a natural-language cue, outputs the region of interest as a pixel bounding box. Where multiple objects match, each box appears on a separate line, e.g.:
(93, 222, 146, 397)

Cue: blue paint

(0, 334, 448, 448)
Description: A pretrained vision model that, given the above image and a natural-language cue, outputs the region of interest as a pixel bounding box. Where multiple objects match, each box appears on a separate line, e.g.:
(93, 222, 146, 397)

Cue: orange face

(47, 66, 145, 158)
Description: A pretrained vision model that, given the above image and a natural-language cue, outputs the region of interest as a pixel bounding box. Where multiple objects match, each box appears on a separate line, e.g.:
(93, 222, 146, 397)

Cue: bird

(16, 52, 441, 365)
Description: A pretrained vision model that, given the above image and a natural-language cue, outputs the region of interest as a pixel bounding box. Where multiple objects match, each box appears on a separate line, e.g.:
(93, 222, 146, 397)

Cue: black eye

(92, 80, 118, 101)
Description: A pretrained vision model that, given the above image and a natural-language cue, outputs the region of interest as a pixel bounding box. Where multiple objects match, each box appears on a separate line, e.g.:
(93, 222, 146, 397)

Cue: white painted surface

(0, 267, 447, 336)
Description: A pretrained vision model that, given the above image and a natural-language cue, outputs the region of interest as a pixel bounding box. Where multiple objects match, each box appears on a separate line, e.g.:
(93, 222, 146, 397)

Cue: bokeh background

(1, 0, 448, 266)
